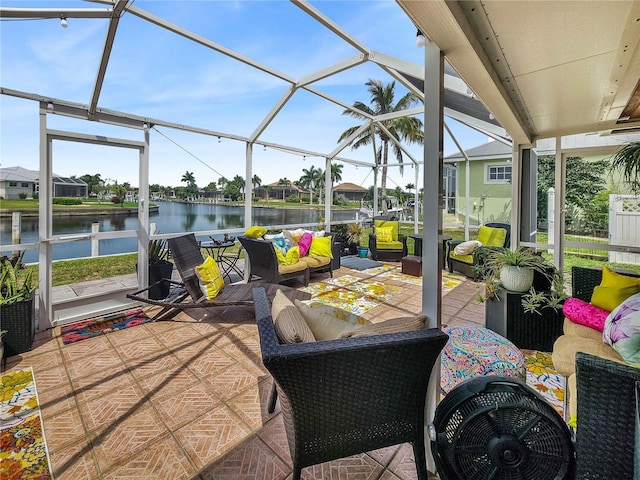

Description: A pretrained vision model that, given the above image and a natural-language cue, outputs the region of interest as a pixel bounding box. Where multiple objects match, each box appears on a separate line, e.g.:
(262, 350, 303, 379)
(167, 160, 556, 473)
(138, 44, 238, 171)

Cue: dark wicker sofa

(575, 352, 640, 479)
(253, 287, 449, 480)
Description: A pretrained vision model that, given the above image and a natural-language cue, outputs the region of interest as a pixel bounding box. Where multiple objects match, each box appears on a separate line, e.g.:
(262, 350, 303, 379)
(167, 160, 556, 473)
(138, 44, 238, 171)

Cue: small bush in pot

(147, 238, 174, 300)
(1, 252, 36, 357)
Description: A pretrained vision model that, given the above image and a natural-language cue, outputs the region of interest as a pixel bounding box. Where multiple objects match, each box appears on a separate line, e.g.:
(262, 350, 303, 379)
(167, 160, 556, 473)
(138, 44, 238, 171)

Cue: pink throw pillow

(298, 232, 313, 256)
(562, 297, 609, 332)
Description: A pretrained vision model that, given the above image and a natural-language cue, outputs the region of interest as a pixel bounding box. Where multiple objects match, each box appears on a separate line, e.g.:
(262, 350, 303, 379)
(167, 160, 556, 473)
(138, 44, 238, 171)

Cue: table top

(200, 241, 235, 249)
(408, 234, 453, 241)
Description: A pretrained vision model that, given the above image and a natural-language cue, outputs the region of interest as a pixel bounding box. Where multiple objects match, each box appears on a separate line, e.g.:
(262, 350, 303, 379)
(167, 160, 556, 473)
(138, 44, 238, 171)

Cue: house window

(9, 182, 17, 187)
(486, 165, 512, 184)
(21, 182, 29, 187)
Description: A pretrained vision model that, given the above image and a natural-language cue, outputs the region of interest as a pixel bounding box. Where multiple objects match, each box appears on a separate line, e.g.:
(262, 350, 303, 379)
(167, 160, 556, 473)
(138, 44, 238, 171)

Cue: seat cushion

(294, 300, 370, 341)
(299, 255, 330, 268)
(339, 315, 427, 338)
(477, 225, 507, 247)
(562, 318, 605, 342)
(551, 334, 624, 377)
(278, 261, 308, 274)
(376, 240, 404, 250)
(271, 290, 316, 344)
(449, 252, 474, 264)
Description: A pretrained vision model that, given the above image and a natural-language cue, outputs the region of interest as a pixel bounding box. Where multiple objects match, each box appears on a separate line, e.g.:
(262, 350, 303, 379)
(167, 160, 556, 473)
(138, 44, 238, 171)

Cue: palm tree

(181, 171, 196, 186)
(252, 174, 261, 189)
(405, 183, 415, 194)
(338, 79, 423, 211)
(300, 166, 320, 205)
(611, 141, 640, 194)
(278, 178, 290, 201)
(331, 163, 343, 188)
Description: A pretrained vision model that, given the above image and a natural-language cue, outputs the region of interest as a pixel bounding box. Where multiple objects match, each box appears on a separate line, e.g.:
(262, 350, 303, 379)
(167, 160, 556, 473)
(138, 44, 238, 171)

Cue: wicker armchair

(575, 352, 640, 479)
(238, 235, 310, 287)
(253, 287, 449, 480)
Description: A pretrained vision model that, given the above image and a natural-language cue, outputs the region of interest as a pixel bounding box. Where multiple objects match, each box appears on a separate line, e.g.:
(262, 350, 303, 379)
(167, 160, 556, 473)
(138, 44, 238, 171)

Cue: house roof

(333, 182, 368, 192)
(0, 166, 38, 182)
(0, 166, 88, 186)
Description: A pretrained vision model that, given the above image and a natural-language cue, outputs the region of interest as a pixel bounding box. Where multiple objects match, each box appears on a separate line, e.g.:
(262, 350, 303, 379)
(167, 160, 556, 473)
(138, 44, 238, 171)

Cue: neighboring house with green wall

(445, 135, 639, 226)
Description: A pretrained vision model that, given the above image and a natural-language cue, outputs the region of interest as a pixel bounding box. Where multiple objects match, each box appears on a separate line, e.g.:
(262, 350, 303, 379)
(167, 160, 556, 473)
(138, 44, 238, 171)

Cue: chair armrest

(368, 232, 377, 250)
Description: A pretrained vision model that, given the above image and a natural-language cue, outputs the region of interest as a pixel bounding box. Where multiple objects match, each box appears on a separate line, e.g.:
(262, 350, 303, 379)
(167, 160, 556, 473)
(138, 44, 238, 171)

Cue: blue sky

(1, 1, 489, 191)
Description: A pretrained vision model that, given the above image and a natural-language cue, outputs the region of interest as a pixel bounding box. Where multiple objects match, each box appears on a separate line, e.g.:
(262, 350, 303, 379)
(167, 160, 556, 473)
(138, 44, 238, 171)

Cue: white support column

(324, 157, 332, 231)
(421, 37, 444, 474)
(38, 107, 52, 330)
(510, 144, 522, 249)
(245, 142, 253, 229)
(414, 164, 419, 232)
(137, 128, 150, 291)
(553, 137, 565, 271)
(372, 167, 379, 218)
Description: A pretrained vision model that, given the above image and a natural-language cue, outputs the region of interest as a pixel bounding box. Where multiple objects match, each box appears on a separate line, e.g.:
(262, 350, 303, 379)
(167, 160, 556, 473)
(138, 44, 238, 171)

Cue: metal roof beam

(126, 4, 296, 84)
(89, 0, 128, 119)
(0, 7, 113, 19)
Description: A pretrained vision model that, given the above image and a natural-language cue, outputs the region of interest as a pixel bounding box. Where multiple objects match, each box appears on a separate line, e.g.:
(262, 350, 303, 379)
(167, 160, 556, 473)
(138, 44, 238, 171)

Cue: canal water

(1, 201, 359, 263)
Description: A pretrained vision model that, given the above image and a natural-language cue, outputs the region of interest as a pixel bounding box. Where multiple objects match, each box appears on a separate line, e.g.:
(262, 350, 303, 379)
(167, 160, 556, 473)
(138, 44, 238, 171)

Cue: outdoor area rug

(0, 367, 53, 479)
(61, 308, 152, 345)
(300, 275, 404, 315)
(340, 256, 384, 271)
(522, 350, 565, 417)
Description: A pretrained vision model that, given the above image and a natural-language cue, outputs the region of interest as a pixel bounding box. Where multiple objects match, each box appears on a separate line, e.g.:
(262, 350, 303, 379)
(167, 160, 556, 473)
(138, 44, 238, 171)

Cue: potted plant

(346, 223, 365, 256)
(147, 238, 173, 300)
(0, 252, 36, 357)
(484, 247, 549, 293)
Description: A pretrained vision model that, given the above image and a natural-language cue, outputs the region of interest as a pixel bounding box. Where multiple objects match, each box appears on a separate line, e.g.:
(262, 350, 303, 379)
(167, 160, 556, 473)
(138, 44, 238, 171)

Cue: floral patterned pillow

(603, 292, 640, 367)
(562, 297, 609, 332)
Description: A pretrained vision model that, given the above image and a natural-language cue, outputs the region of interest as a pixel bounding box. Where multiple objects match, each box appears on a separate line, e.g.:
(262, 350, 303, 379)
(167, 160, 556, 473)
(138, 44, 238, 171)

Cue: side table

(485, 286, 564, 352)
(408, 234, 452, 266)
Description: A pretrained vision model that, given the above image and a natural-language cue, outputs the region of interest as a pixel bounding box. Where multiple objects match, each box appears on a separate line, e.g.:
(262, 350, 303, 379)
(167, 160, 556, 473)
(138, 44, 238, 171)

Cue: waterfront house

(0, 166, 88, 199)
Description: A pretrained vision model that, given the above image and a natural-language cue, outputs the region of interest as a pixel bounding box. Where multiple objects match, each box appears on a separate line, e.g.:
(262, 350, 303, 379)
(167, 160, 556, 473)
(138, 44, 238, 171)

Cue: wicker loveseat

(239, 232, 339, 287)
(552, 266, 640, 420)
(253, 286, 449, 480)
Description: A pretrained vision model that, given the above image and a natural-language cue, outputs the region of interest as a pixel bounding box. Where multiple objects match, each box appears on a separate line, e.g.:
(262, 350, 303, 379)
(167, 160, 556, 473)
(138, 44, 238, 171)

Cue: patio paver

(4, 262, 483, 480)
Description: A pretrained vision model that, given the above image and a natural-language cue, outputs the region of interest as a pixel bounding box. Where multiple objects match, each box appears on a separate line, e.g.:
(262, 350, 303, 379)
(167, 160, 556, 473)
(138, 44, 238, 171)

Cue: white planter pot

(500, 266, 534, 292)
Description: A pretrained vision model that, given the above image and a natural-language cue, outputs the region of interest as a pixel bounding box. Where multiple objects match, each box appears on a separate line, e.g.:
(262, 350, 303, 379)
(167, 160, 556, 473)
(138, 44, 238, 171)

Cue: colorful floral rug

(523, 350, 565, 417)
(0, 368, 52, 479)
(61, 308, 152, 344)
(300, 275, 404, 315)
(343, 262, 465, 292)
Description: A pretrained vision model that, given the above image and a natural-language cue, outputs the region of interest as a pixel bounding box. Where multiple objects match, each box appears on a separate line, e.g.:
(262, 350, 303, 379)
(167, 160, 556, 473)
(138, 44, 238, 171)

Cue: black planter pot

(148, 260, 174, 300)
(347, 244, 358, 255)
(0, 292, 35, 358)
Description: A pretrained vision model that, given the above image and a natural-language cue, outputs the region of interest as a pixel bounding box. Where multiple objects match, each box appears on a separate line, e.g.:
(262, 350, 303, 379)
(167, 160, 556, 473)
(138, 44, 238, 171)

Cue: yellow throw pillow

(374, 220, 398, 241)
(276, 246, 301, 265)
(244, 226, 267, 238)
(376, 226, 393, 243)
(194, 256, 224, 299)
(600, 265, 640, 288)
(591, 285, 640, 312)
(590, 266, 640, 311)
(286, 245, 300, 264)
(477, 226, 507, 247)
(308, 236, 333, 258)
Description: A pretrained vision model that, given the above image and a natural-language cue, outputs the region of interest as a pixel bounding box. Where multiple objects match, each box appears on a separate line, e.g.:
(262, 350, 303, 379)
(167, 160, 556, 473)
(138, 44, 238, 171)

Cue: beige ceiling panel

(516, 52, 616, 117)
(483, 1, 632, 76)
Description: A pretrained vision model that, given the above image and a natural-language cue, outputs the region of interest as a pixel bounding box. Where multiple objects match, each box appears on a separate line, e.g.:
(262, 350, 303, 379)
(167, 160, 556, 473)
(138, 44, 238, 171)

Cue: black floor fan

(430, 376, 575, 480)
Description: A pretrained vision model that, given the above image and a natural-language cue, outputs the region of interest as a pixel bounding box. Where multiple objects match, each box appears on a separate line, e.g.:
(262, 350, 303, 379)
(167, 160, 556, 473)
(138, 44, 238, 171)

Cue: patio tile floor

(4, 263, 485, 480)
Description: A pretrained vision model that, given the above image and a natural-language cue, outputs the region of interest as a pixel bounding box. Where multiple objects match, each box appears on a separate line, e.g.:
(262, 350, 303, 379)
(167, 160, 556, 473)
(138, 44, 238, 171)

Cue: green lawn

(0, 198, 139, 210)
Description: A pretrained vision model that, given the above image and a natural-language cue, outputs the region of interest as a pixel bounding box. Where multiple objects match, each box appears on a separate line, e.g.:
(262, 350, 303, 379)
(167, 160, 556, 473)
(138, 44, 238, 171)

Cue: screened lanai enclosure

(2, 0, 640, 334)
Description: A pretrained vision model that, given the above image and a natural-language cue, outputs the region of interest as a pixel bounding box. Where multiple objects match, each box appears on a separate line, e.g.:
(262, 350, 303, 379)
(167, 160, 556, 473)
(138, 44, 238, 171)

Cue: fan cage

(431, 377, 575, 480)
